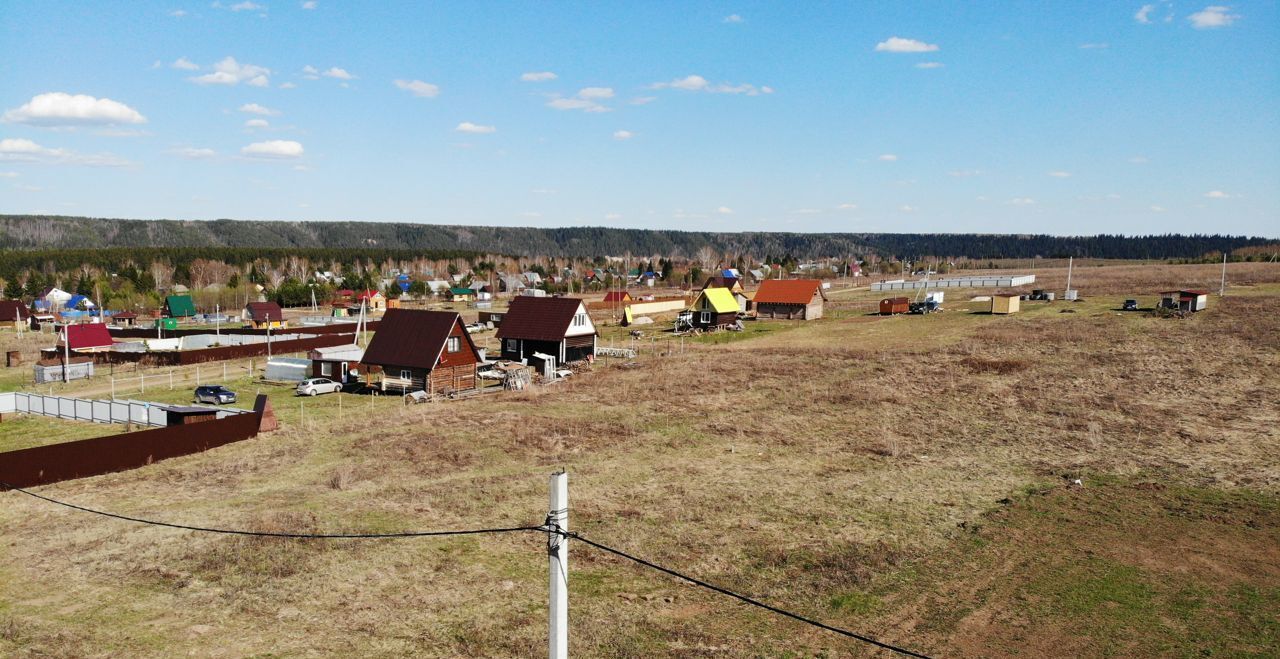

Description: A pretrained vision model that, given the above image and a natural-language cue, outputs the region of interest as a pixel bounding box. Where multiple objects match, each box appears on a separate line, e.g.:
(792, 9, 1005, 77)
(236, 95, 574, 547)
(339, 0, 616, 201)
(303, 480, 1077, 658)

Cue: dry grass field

(1, 262, 1278, 658)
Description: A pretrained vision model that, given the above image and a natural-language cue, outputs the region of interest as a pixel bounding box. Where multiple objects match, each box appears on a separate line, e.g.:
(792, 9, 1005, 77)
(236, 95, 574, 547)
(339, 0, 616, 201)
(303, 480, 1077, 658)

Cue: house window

(447, 336, 460, 353)
(320, 362, 332, 376)
(400, 369, 411, 381)
(700, 311, 711, 324)
(506, 339, 519, 353)
(572, 313, 587, 327)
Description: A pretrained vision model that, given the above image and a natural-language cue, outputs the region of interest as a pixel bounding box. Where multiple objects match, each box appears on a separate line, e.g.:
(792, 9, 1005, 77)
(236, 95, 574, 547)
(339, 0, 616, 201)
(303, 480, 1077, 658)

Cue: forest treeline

(1, 214, 1274, 261)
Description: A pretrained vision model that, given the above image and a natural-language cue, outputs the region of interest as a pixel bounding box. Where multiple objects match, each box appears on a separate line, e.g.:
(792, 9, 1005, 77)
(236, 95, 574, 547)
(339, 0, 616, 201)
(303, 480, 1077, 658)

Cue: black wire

(0, 481, 543, 539)
(562, 530, 934, 659)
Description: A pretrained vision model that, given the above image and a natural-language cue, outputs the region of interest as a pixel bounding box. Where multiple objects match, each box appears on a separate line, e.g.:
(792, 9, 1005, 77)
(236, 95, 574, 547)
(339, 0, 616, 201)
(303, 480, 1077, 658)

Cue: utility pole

(1065, 256, 1074, 298)
(547, 471, 569, 659)
(1219, 252, 1227, 297)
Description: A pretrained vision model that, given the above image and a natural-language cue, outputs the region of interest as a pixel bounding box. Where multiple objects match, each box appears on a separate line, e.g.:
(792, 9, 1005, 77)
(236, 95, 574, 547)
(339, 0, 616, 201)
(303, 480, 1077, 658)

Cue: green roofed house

(449, 287, 475, 302)
(688, 287, 740, 330)
(163, 294, 196, 318)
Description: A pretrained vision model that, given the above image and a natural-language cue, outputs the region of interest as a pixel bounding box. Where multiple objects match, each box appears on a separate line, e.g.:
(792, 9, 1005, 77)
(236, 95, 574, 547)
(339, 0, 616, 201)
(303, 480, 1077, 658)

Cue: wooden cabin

(495, 296, 597, 370)
(878, 297, 909, 315)
(356, 290, 386, 311)
(701, 275, 745, 295)
(991, 294, 1021, 315)
(309, 344, 365, 384)
(0, 300, 31, 329)
(359, 309, 480, 394)
(753, 279, 826, 320)
(244, 302, 287, 329)
(163, 294, 196, 318)
(688, 287, 740, 330)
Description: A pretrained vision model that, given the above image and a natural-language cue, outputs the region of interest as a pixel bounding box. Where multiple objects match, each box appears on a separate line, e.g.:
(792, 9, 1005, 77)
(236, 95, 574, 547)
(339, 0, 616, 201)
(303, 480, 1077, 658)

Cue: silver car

(194, 385, 237, 405)
(296, 377, 343, 396)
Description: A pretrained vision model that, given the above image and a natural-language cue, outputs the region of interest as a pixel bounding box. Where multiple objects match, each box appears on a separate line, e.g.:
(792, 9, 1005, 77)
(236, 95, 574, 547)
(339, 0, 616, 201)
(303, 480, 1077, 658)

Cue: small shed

(309, 344, 365, 383)
(111, 311, 137, 327)
(991, 294, 1021, 315)
(753, 279, 827, 320)
(160, 406, 219, 426)
(879, 297, 909, 315)
(450, 287, 476, 302)
(1159, 290, 1208, 312)
(356, 290, 386, 311)
(603, 291, 632, 304)
(478, 310, 505, 327)
(33, 355, 94, 383)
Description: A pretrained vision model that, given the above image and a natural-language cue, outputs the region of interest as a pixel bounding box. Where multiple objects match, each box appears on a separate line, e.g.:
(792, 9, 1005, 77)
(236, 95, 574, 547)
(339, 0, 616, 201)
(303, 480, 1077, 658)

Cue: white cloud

(791, 208, 823, 215)
(191, 56, 271, 86)
(836, 203, 858, 210)
(302, 65, 320, 80)
(605, 213, 622, 220)
(455, 122, 496, 134)
(612, 130, 634, 140)
(301, 0, 316, 8)
(899, 205, 917, 212)
(948, 169, 983, 177)
(716, 206, 734, 215)
(241, 140, 303, 158)
(239, 102, 279, 116)
(520, 71, 558, 82)
(322, 67, 354, 80)
(878, 154, 898, 161)
(3, 92, 146, 127)
(172, 147, 216, 159)
(1129, 155, 1149, 164)
(651, 74, 773, 95)
(577, 87, 614, 99)
(244, 118, 269, 128)
(1204, 190, 1234, 198)
(1135, 4, 1155, 23)
(874, 37, 939, 53)
(1047, 171, 1072, 178)
(279, 82, 297, 89)
(0, 137, 131, 166)
(394, 79, 440, 98)
(169, 9, 188, 17)
(1150, 205, 1166, 212)
(1079, 43, 1109, 49)
(630, 96, 657, 105)
(1188, 6, 1238, 28)
(723, 14, 743, 23)
(915, 62, 944, 69)
(223, 1, 264, 11)
(1007, 197, 1036, 205)
(0, 171, 19, 177)
(171, 57, 199, 70)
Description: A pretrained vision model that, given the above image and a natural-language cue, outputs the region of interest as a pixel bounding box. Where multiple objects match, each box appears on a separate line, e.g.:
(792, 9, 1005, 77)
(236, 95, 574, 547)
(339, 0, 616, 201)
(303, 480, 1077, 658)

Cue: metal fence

(0, 391, 251, 427)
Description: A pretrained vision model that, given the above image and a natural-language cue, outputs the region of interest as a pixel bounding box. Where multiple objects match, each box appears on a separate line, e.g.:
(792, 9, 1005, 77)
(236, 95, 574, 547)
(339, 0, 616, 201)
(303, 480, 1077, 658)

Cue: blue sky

(1, 1, 1276, 236)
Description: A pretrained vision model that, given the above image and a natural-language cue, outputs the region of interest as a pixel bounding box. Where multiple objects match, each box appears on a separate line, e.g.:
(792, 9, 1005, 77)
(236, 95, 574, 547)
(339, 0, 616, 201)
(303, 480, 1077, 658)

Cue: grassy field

(0, 261, 1278, 658)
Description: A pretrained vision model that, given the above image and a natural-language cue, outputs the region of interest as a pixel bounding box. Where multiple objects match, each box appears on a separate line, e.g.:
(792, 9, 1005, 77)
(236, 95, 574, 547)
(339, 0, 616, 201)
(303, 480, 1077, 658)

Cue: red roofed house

(602, 291, 632, 304)
(753, 279, 827, 320)
(0, 300, 31, 329)
(495, 296, 597, 370)
(356, 290, 386, 311)
(360, 309, 481, 394)
(245, 301, 287, 329)
(58, 323, 114, 352)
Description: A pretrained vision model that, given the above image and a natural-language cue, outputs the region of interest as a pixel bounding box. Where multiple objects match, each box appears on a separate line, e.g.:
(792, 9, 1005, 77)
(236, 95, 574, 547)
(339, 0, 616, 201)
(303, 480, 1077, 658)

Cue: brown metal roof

(753, 279, 824, 305)
(245, 302, 284, 322)
(0, 300, 30, 321)
(361, 308, 473, 370)
(495, 296, 589, 342)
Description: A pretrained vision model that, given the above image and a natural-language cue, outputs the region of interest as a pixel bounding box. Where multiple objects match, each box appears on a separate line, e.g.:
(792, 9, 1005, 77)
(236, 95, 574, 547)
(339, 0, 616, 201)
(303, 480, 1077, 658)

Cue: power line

(0, 481, 543, 539)
(4, 481, 932, 656)
(561, 529, 934, 659)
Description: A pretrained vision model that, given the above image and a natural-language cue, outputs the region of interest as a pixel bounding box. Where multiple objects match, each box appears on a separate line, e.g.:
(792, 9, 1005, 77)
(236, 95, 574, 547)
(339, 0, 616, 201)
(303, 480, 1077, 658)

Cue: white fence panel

(59, 397, 76, 419)
(0, 392, 15, 414)
(147, 406, 167, 427)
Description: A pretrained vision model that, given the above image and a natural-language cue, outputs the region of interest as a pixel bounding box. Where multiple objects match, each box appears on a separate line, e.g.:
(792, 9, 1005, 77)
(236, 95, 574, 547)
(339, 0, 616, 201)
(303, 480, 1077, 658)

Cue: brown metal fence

(0, 394, 267, 489)
(107, 320, 379, 340)
(94, 333, 356, 367)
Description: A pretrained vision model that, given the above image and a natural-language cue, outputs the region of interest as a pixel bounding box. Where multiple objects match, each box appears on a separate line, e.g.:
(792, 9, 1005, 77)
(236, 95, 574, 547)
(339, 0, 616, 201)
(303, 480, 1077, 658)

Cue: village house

(359, 309, 481, 394)
(450, 287, 476, 302)
(1159, 289, 1209, 312)
(110, 311, 137, 327)
(701, 275, 745, 295)
(495, 296, 597, 370)
(0, 300, 31, 329)
(163, 294, 196, 319)
(602, 291, 633, 304)
(753, 279, 827, 320)
(35, 287, 72, 311)
(687, 287, 741, 330)
(244, 302, 287, 329)
(57, 323, 114, 353)
(356, 290, 386, 311)
(308, 344, 365, 384)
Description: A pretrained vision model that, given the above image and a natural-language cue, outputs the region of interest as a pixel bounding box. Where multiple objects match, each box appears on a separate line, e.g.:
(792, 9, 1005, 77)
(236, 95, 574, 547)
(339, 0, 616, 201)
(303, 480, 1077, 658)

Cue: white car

(296, 377, 343, 396)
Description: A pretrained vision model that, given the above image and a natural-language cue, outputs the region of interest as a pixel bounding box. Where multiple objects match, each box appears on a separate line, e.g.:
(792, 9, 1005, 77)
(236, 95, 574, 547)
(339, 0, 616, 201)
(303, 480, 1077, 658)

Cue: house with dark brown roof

(701, 275, 744, 295)
(495, 296, 596, 370)
(360, 309, 481, 394)
(0, 300, 31, 329)
(753, 279, 827, 320)
(244, 302, 287, 329)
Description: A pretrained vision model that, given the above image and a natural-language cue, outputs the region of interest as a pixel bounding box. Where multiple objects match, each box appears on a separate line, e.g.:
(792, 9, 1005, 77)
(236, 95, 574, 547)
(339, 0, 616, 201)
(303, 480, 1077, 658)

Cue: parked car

(194, 385, 237, 405)
(296, 377, 343, 396)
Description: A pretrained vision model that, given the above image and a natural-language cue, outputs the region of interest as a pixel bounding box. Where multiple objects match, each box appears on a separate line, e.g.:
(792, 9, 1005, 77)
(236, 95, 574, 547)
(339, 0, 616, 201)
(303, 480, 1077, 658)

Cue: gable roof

(753, 279, 825, 305)
(357, 289, 383, 300)
(165, 295, 196, 317)
(361, 309, 476, 370)
(702, 275, 741, 291)
(694, 287, 740, 314)
(495, 296, 590, 342)
(61, 323, 113, 350)
(245, 301, 284, 322)
(450, 287, 474, 296)
(0, 300, 30, 321)
(602, 291, 631, 302)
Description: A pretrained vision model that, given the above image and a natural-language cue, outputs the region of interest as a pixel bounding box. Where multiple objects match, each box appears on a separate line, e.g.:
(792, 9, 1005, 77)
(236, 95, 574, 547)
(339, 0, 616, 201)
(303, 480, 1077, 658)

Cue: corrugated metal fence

(0, 391, 250, 427)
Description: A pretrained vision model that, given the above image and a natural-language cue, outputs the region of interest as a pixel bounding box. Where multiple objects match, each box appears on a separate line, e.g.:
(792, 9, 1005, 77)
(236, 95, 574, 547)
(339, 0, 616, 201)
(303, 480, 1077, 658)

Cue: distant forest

(0, 214, 1274, 261)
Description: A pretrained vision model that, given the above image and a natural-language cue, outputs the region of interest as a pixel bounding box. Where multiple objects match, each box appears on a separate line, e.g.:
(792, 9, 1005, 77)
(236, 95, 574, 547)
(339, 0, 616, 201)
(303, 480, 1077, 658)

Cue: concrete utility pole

(1065, 256, 1074, 297)
(547, 471, 569, 659)
(1219, 252, 1227, 297)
